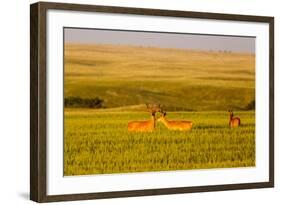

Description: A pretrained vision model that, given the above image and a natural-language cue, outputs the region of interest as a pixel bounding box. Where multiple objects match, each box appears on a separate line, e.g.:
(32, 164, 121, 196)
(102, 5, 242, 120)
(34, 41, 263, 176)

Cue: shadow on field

(195, 123, 255, 130)
(195, 125, 227, 129)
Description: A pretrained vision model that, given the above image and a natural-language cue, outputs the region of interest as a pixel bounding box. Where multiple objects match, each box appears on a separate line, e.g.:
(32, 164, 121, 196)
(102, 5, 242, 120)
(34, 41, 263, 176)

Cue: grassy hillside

(64, 43, 255, 111)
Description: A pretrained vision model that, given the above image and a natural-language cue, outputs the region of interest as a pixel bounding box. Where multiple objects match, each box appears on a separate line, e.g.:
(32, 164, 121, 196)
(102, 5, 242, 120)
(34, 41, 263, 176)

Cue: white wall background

(0, 0, 279, 204)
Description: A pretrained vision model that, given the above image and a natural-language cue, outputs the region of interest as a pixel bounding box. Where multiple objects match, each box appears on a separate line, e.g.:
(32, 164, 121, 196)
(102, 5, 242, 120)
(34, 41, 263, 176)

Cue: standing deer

(127, 104, 161, 132)
(228, 110, 241, 128)
(157, 110, 193, 131)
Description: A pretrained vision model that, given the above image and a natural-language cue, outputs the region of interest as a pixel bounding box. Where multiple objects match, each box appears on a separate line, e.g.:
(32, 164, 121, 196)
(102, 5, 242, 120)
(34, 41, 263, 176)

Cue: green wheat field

(64, 43, 255, 176)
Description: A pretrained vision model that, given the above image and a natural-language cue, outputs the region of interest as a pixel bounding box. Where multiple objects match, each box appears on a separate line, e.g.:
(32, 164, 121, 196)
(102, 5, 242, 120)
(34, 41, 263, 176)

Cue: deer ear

(164, 112, 166, 116)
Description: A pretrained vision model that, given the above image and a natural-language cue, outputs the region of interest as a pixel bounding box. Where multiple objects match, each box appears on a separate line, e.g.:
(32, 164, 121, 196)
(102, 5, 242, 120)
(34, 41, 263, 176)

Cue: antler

(146, 103, 161, 113)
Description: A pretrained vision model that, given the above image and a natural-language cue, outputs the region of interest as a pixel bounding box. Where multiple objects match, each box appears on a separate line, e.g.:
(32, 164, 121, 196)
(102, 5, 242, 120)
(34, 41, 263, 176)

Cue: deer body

(228, 110, 241, 128)
(157, 112, 193, 131)
(128, 115, 156, 132)
(127, 104, 160, 132)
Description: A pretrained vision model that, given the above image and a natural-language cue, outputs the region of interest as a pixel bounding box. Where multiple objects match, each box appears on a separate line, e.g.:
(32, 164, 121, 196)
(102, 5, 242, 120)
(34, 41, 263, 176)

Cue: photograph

(30, 2, 274, 202)
(63, 28, 256, 176)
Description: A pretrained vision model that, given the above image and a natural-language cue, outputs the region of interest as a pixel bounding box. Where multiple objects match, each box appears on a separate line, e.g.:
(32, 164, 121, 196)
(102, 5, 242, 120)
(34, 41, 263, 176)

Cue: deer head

(146, 104, 161, 116)
(155, 107, 166, 121)
(228, 110, 234, 118)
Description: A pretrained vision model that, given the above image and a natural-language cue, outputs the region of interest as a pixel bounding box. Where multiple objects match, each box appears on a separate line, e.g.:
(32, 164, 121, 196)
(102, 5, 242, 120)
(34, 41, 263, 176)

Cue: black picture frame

(30, 1, 274, 202)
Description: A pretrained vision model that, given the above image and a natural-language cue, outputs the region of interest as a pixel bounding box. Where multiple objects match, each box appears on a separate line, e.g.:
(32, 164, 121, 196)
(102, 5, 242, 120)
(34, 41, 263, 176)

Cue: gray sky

(64, 28, 255, 53)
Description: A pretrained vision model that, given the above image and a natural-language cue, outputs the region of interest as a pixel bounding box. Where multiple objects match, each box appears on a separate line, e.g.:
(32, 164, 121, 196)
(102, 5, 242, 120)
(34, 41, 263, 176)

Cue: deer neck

(229, 114, 233, 123)
(160, 117, 170, 128)
(151, 115, 156, 128)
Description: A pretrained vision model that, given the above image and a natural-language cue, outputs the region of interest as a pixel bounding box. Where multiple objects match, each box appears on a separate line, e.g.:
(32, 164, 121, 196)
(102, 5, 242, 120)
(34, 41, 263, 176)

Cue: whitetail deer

(157, 110, 193, 131)
(228, 110, 241, 128)
(127, 104, 161, 132)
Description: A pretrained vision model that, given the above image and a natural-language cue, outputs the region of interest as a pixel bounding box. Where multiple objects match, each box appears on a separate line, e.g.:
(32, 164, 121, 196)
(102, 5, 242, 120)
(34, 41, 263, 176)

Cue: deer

(157, 109, 193, 131)
(228, 110, 241, 128)
(127, 104, 161, 132)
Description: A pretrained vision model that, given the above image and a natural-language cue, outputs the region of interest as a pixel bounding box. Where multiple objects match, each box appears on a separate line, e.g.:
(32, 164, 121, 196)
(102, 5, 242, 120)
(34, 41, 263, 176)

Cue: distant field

(64, 109, 255, 175)
(64, 44, 255, 111)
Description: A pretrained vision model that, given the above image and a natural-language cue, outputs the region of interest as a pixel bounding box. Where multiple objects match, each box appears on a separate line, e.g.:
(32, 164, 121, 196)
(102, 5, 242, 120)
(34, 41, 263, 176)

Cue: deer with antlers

(228, 110, 241, 128)
(127, 104, 161, 132)
(157, 108, 193, 131)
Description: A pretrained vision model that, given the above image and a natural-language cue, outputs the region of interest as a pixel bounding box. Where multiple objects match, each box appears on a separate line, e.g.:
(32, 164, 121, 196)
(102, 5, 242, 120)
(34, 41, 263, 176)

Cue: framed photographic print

(30, 1, 274, 202)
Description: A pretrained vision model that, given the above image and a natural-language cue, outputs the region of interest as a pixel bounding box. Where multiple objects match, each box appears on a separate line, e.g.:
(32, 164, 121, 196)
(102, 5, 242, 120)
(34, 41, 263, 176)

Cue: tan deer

(127, 104, 161, 132)
(228, 110, 241, 128)
(157, 110, 193, 131)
